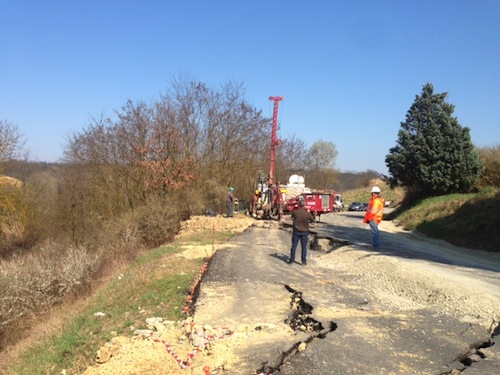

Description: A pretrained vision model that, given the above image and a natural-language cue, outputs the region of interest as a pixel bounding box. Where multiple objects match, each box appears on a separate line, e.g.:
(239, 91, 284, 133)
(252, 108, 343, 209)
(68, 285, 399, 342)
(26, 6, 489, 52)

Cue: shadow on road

(309, 213, 500, 274)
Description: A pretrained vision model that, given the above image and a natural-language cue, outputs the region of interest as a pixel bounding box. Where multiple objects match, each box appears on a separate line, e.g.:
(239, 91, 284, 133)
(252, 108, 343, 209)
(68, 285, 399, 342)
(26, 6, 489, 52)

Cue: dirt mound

(178, 214, 255, 237)
(0, 175, 22, 188)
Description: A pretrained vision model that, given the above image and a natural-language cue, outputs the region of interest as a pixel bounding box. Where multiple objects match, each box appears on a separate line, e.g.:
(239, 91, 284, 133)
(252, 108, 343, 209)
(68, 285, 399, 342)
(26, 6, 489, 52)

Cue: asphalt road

(318, 211, 500, 299)
(194, 213, 500, 375)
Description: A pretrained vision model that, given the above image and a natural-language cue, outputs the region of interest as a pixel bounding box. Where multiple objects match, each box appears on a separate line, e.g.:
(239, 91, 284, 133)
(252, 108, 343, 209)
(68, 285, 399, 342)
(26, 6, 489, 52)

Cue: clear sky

(1, 1, 499, 174)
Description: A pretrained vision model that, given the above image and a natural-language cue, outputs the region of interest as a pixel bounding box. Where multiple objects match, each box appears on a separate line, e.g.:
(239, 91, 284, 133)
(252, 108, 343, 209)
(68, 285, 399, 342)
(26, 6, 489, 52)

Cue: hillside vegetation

(343, 183, 499, 253)
(2, 187, 498, 373)
(386, 187, 499, 252)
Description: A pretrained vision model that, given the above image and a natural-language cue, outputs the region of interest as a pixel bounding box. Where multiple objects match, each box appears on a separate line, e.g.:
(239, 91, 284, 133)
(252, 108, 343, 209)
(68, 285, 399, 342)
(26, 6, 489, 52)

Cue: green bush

(387, 187, 499, 252)
(477, 145, 500, 189)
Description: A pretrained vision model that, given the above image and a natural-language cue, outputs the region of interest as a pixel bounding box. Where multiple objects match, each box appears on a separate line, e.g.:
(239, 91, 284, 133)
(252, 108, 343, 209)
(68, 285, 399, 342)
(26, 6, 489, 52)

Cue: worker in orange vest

(249, 189, 261, 217)
(363, 186, 384, 250)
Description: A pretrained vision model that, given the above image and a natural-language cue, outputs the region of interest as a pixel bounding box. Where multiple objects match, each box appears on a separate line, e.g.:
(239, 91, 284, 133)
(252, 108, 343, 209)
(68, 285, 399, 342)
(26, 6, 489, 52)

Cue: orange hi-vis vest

(364, 196, 384, 224)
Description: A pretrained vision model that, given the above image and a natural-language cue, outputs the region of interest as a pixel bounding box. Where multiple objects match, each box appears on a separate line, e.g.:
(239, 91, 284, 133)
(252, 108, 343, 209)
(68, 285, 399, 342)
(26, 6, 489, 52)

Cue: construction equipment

(283, 191, 337, 222)
(251, 96, 284, 220)
(250, 96, 339, 222)
(279, 173, 337, 221)
(268, 96, 283, 187)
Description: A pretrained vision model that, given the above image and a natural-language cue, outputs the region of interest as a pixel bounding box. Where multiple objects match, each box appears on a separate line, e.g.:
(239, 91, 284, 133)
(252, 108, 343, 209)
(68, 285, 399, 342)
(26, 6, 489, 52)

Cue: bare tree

(162, 80, 271, 201)
(61, 104, 159, 243)
(0, 120, 25, 172)
(476, 144, 500, 188)
(59, 78, 280, 240)
(0, 121, 27, 254)
(274, 135, 309, 185)
(304, 140, 339, 189)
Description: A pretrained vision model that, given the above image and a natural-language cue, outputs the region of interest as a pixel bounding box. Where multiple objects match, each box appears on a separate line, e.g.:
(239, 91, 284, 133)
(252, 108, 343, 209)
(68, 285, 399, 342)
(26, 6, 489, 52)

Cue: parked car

(348, 202, 364, 211)
(361, 203, 368, 211)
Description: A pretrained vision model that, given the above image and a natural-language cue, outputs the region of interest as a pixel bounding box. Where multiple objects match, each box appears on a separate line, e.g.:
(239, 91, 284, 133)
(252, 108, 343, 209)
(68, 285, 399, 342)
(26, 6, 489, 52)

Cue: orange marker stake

(203, 365, 210, 375)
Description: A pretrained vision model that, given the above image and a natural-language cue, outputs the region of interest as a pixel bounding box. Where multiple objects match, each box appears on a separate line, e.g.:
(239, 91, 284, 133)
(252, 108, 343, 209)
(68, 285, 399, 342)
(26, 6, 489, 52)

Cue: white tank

(288, 174, 305, 188)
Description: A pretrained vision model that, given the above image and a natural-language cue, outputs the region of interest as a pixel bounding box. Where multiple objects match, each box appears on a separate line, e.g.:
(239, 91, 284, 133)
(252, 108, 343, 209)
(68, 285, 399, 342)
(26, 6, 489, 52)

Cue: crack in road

(307, 225, 500, 375)
(190, 220, 499, 374)
(440, 321, 499, 374)
(256, 284, 338, 374)
(281, 221, 350, 254)
(310, 234, 350, 253)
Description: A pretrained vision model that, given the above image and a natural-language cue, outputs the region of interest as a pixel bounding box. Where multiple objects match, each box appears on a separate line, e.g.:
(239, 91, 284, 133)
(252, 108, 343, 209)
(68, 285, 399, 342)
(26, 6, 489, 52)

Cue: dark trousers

(226, 201, 234, 217)
(290, 231, 309, 263)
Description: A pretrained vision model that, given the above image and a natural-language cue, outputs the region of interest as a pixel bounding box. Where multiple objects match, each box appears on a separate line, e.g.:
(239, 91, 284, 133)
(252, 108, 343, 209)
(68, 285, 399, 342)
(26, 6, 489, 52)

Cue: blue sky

(1, 1, 499, 174)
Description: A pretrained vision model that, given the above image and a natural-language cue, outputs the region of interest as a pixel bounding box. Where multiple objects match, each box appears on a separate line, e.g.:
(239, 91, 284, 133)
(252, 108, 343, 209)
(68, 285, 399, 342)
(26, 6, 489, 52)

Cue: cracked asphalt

(194, 212, 500, 374)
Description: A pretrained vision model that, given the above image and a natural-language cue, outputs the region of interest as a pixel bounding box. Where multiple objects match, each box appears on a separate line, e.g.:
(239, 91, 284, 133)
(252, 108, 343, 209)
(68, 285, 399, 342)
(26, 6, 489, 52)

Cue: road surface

(194, 211, 500, 374)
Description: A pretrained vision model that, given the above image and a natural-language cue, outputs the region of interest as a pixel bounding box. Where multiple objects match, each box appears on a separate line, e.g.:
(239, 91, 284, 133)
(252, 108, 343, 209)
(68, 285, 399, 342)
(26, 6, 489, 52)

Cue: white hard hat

(371, 186, 381, 193)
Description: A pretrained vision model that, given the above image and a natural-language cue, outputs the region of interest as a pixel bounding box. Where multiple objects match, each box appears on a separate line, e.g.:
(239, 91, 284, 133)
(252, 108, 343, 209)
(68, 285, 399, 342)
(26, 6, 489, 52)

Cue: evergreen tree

(385, 83, 483, 198)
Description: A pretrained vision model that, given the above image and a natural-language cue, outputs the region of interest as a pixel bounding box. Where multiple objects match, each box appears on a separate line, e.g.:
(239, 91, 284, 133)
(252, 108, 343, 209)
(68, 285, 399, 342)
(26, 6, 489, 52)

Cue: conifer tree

(385, 83, 483, 198)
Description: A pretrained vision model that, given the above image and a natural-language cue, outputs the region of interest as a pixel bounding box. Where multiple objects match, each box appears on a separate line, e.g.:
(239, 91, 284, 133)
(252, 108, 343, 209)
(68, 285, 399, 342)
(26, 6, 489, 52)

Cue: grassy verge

(341, 183, 498, 252)
(4, 227, 241, 375)
(386, 187, 500, 252)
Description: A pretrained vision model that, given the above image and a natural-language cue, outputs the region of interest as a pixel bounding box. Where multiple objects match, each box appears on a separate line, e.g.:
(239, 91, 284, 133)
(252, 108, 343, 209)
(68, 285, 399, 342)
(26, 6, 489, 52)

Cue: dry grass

(0, 243, 100, 347)
(386, 187, 500, 252)
(0, 196, 186, 353)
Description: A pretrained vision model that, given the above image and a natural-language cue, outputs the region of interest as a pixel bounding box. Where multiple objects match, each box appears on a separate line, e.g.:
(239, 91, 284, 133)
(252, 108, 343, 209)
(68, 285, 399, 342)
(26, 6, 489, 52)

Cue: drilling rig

(250, 96, 340, 222)
(253, 96, 284, 220)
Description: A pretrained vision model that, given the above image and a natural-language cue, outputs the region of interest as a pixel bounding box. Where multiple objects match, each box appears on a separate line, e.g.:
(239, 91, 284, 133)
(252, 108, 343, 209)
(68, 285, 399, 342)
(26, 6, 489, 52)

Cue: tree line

(1, 79, 342, 257)
(2, 81, 499, 258)
(2, 81, 500, 257)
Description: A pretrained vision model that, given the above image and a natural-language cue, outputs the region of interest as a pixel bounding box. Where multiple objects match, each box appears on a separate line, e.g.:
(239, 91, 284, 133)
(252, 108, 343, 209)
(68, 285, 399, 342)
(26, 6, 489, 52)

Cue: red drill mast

(269, 96, 283, 185)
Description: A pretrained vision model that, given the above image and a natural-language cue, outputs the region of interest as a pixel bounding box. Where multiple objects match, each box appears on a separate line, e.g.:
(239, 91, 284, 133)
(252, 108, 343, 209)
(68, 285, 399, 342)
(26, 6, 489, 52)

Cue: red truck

(283, 191, 337, 222)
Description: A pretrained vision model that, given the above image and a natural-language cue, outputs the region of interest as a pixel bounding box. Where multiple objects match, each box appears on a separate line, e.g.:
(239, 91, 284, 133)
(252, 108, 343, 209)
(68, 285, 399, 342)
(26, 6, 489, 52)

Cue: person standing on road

(226, 187, 235, 218)
(288, 198, 315, 265)
(363, 186, 385, 250)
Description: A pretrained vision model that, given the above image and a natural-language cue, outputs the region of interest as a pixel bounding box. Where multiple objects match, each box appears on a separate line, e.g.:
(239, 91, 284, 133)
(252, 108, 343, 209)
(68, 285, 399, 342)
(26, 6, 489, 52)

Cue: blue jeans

(369, 220, 380, 249)
(290, 231, 309, 263)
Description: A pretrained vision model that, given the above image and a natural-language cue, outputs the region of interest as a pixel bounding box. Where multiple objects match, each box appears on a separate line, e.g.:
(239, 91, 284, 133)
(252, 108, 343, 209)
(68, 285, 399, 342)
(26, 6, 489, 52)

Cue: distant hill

(3, 160, 63, 181)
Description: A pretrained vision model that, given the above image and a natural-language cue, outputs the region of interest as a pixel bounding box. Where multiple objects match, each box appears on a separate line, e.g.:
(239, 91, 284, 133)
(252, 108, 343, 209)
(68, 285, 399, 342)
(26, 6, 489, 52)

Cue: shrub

(0, 242, 99, 348)
(476, 145, 500, 188)
(135, 198, 182, 247)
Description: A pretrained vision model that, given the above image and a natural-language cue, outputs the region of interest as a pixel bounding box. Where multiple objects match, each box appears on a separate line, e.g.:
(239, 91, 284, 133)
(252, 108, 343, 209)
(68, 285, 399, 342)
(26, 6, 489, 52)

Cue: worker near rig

(249, 189, 261, 217)
(288, 198, 315, 266)
(226, 187, 236, 218)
